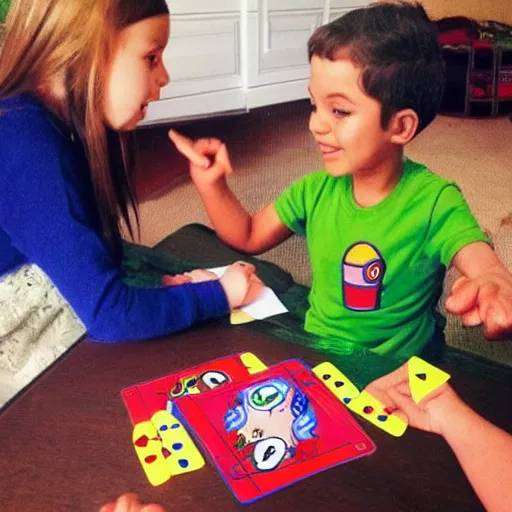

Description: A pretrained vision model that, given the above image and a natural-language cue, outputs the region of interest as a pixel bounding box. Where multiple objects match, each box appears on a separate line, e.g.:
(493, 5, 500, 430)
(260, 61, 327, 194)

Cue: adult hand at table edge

(99, 493, 166, 512)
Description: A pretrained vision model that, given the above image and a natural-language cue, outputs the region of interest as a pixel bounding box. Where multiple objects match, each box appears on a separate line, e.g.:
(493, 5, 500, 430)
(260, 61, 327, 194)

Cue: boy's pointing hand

(169, 129, 233, 188)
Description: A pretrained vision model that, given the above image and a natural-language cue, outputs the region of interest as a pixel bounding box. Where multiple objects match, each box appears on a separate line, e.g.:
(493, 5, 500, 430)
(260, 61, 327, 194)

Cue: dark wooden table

(1, 324, 511, 512)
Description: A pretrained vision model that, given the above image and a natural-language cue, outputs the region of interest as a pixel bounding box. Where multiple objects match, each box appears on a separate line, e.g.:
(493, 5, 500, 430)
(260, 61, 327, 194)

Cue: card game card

(122, 353, 266, 425)
(173, 359, 375, 504)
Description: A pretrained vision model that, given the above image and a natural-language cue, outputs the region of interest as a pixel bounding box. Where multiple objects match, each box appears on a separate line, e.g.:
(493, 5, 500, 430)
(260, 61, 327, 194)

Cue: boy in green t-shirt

(170, 1, 512, 359)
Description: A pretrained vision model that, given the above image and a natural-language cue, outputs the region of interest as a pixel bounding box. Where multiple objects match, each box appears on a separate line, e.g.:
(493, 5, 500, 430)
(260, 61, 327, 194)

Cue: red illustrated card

(122, 353, 259, 425)
(173, 359, 375, 504)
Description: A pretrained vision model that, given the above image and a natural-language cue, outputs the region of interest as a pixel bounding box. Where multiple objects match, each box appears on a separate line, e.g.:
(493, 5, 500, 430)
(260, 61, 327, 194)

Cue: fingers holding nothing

(450, 275, 469, 294)
(460, 306, 483, 327)
(482, 300, 512, 339)
(445, 277, 480, 314)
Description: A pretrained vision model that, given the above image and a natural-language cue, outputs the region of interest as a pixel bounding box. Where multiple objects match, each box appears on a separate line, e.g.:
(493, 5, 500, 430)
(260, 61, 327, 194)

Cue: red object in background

(471, 67, 512, 99)
(472, 39, 493, 49)
(471, 83, 512, 99)
(438, 29, 473, 47)
(435, 16, 480, 47)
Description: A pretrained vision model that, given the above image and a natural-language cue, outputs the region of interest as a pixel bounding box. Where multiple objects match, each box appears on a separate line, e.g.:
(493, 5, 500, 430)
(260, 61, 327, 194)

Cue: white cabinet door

(143, 13, 245, 124)
(162, 15, 242, 98)
(143, 1, 371, 124)
(328, 0, 369, 23)
(246, 0, 325, 10)
(168, 0, 240, 14)
(329, 0, 369, 9)
(245, 7, 324, 109)
(247, 9, 323, 87)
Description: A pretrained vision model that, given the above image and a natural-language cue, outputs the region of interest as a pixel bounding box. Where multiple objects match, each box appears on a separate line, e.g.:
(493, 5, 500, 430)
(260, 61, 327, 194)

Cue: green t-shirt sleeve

(274, 175, 309, 236)
(428, 183, 488, 266)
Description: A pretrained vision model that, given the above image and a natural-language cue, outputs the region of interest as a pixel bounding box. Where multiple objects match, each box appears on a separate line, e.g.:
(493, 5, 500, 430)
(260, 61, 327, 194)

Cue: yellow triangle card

(408, 356, 451, 404)
(239, 352, 268, 374)
(150, 410, 205, 476)
(230, 309, 255, 325)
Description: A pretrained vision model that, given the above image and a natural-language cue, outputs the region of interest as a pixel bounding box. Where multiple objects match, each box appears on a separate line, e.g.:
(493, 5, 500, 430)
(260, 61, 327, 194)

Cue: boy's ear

(389, 109, 419, 145)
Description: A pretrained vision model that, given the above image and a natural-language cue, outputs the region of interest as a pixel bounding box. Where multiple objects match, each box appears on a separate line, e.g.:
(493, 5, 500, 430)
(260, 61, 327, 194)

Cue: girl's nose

(158, 65, 170, 88)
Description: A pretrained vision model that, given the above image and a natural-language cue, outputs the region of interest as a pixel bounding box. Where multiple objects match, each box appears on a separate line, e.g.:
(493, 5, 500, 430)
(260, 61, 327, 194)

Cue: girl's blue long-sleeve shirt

(0, 93, 229, 342)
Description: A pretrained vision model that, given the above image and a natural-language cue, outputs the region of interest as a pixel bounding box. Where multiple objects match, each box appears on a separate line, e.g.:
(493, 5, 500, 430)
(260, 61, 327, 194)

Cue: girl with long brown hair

(0, 0, 262, 407)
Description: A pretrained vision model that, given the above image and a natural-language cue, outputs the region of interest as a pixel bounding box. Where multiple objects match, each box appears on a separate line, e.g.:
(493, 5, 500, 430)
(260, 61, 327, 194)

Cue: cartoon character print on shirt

(224, 378, 318, 472)
(342, 242, 386, 311)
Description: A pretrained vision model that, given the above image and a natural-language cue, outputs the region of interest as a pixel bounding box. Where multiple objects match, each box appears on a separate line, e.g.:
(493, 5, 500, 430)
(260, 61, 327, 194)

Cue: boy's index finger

(168, 129, 210, 168)
(168, 128, 192, 144)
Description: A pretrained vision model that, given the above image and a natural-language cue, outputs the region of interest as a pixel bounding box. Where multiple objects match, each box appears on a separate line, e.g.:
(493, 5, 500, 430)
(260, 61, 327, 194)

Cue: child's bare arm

(440, 396, 512, 512)
(366, 364, 512, 512)
(169, 130, 293, 254)
(451, 240, 508, 278)
(446, 241, 512, 339)
(198, 186, 292, 254)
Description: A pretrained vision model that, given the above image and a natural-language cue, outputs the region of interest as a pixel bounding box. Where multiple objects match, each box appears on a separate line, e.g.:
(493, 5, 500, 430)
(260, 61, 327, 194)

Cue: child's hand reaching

(365, 362, 463, 436)
(444, 269, 512, 340)
(162, 263, 264, 310)
(168, 129, 232, 189)
(99, 493, 165, 512)
(161, 274, 192, 286)
(219, 261, 264, 309)
(367, 360, 512, 512)
(161, 269, 218, 286)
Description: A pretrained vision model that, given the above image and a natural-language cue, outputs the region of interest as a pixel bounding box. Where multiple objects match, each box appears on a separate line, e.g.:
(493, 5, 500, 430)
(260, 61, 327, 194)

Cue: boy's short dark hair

(308, 1, 444, 135)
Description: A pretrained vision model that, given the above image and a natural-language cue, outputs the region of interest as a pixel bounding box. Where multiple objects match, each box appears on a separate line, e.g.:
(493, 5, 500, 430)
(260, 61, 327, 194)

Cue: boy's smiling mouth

(317, 142, 342, 157)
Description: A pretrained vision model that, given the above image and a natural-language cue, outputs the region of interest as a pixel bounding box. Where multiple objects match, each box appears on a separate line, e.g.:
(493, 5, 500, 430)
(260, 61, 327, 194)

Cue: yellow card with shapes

(150, 410, 205, 476)
(230, 310, 255, 325)
(347, 391, 408, 437)
(312, 362, 360, 404)
(132, 421, 172, 486)
(239, 352, 268, 374)
(408, 356, 451, 404)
